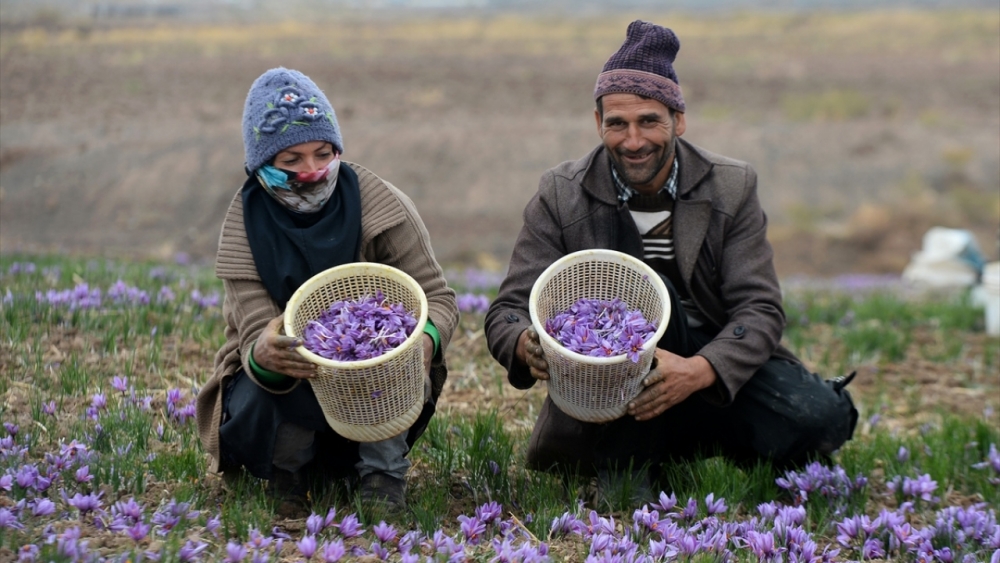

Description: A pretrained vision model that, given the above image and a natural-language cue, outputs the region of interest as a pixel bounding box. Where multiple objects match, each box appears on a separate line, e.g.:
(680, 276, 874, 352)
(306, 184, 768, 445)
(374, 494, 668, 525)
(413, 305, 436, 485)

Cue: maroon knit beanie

(594, 20, 686, 113)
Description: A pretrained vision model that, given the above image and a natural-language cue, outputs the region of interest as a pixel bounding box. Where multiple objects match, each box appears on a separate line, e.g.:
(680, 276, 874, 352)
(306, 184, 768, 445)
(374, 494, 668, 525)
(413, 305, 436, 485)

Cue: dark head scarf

(241, 163, 362, 307)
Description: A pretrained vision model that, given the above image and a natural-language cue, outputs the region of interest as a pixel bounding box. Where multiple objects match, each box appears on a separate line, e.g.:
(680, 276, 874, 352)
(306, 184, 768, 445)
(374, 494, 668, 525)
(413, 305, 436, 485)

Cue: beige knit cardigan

(195, 162, 459, 473)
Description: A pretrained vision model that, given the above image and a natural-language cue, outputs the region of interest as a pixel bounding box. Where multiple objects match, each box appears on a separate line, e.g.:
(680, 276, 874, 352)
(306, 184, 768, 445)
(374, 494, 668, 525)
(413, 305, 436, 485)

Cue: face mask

(256, 155, 341, 214)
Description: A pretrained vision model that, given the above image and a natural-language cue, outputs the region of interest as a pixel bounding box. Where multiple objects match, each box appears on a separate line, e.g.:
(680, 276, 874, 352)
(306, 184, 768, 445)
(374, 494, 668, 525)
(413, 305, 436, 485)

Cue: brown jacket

(196, 162, 458, 472)
(485, 140, 798, 406)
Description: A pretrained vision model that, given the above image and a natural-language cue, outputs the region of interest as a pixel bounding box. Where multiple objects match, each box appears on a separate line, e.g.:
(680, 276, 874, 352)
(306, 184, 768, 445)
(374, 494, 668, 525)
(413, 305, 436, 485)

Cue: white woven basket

(284, 263, 427, 443)
(529, 250, 671, 422)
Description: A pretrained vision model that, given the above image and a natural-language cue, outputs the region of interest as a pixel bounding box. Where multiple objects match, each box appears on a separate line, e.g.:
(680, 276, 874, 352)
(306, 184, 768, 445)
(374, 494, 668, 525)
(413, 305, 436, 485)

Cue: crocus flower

(297, 535, 318, 558)
(459, 514, 486, 545)
(306, 513, 324, 535)
(373, 521, 397, 544)
(0, 508, 23, 529)
(224, 541, 247, 562)
(320, 539, 346, 562)
(336, 513, 363, 538)
(32, 498, 56, 517)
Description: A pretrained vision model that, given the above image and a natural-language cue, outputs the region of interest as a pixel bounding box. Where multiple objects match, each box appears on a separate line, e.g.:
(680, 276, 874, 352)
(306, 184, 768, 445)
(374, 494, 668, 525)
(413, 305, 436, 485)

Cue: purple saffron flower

(0, 508, 23, 529)
(297, 535, 318, 558)
(654, 491, 678, 512)
(67, 491, 103, 515)
(17, 543, 40, 562)
(901, 474, 939, 502)
(373, 521, 398, 543)
(399, 530, 424, 554)
(4, 423, 18, 436)
(862, 538, 885, 559)
(245, 528, 272, 551)
(370, 542, 390, 560)
(897, 446, 910, 463)
(32, 498, 56, 517)
(323, 507, 338, 528)
(459, 514, 486, 545)
(551, 512, 584, 537)
(224, 541, 246, 563)
(320, 539, 346, 562)
(337, 513, 363, 538)
(75, 465, 93, 483)
(704, 493, 727, 515)
(476, 501, 502, 524)
(91, 393, 108, 411)
(112, 497, 144, 522)
(206, 513, 221, 537)
(178, 540, 207, 562)
(0, 474, 13, 492)
(306, 512, 324, 535)
(680, 497, 699, 521)
(42, 401, 57, 416)
(126, 521, 151, 542)
(112, 376, 129, 393)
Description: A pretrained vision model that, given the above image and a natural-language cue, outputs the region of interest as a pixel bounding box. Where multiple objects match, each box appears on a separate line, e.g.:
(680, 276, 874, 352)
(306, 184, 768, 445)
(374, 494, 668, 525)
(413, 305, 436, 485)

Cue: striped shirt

(611, 157, 706, 327)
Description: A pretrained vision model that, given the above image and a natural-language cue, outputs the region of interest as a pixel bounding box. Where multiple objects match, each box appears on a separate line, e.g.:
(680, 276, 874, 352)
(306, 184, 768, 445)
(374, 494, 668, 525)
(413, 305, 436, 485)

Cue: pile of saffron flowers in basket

(302, 291, 418, 361)
(544, 298, 657, 363)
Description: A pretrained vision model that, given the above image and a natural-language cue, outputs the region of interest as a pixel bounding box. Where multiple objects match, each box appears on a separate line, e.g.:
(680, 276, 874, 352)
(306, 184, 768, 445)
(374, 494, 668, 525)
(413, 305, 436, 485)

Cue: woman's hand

(516, 328, 549, 381)
(253, 316, 316, 379)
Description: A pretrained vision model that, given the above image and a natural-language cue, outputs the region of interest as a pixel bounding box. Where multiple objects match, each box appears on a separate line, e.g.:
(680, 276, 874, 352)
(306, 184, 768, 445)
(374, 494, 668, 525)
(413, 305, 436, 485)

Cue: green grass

(0, 253, 997, 561)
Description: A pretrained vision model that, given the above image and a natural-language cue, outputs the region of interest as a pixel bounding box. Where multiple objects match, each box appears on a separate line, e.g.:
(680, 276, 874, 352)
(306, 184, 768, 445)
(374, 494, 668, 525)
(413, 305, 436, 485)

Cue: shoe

(590, 466, 654, 510)
(359, 472, 407, 511)
(269, 467, 310, 519)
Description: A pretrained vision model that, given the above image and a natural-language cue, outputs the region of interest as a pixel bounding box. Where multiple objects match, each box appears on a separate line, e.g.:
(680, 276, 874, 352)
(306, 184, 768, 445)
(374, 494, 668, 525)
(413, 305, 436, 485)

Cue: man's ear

(594, 107, 604, 138)
(674, 111, 687, 137)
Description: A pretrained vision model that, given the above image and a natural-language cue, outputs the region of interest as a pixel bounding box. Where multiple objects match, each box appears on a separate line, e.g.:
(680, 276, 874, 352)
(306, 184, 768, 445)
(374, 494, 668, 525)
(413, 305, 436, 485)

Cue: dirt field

(0, 10, 998, 276)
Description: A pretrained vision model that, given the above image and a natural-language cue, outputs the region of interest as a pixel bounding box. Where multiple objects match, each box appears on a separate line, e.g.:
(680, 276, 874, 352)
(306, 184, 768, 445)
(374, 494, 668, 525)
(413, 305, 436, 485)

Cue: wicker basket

(529, 250, 671, 422)
(284, 263, 427, 442)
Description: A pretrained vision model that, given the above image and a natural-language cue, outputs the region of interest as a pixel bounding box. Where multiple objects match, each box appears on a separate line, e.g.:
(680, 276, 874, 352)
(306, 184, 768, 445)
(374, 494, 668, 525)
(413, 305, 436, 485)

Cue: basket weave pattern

(530, 250, 670, 423)
(284, 264, 427, 442)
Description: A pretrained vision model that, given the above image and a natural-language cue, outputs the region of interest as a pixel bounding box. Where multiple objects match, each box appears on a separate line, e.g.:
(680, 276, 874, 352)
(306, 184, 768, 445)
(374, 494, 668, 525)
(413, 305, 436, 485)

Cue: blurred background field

(0, 1, 998, 277)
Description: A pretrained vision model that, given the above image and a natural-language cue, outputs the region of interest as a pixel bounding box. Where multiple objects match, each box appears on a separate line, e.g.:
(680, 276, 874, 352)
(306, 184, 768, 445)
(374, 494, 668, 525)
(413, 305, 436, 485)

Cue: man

(484, 20, 857, 500)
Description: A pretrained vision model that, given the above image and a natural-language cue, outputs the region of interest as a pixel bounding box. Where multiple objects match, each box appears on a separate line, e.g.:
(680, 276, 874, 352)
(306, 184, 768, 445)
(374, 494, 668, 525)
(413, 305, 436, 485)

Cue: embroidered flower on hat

(299, 103, 324, 121)
(254, 85, 333, 137)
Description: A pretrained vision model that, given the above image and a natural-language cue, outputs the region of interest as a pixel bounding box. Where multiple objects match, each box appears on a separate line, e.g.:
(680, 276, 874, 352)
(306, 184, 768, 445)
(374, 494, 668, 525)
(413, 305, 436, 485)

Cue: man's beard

(611, 137, 675, 188)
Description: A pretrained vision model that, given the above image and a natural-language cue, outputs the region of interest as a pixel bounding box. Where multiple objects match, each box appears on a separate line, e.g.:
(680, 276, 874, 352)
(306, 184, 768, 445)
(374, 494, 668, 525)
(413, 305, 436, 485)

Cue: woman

(195, 67, 458, 517)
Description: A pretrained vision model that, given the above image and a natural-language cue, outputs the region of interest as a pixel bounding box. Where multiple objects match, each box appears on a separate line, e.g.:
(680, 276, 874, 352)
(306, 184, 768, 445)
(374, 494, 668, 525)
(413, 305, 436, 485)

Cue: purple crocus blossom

(373, 521, 398, 543)
(476, 501, 502, 524)
(0, 508, 23, 529)
(32, 498, 56, 517)
(459, 514, 486, 545)
(297, 535, 318, 558)
(306, 512, 324, 535)
(66, 491, 104, 515)
(303, 291, 418, 362)
(336, 513, 363, 538)
(320, 539, 346, 562)
(544, 298, 658, 362)
(224, 541, 247, 563)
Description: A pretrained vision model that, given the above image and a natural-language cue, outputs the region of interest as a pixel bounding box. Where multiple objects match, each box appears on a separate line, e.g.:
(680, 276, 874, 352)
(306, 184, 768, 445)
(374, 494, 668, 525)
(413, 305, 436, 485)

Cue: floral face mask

(255, 155, 341, 214)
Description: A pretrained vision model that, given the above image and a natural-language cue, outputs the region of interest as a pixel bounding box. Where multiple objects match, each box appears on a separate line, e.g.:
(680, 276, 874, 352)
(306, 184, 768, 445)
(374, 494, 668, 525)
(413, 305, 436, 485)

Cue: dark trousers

(526, 278, 858, 474)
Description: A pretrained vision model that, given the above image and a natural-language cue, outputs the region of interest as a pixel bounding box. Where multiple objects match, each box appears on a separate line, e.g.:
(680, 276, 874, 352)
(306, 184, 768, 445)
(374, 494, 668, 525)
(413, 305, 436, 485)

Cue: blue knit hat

(242, 67, 343, 172)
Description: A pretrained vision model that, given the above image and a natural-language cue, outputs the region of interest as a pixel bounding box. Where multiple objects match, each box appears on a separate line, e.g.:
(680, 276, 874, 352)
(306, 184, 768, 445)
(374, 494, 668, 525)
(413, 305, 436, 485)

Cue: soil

(0, 11, 998, 275)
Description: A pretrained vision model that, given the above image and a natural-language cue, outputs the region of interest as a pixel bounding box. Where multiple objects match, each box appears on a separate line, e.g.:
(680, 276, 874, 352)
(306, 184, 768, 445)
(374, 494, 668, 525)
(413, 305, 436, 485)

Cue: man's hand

(627, 349, 717, 421)
(515, 327, 550, 381)
(253, 316, 317, 379)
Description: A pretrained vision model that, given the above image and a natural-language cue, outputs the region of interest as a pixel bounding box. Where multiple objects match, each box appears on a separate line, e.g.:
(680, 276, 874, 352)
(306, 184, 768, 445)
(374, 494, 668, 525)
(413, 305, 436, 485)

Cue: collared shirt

(610, 156, 679, 202)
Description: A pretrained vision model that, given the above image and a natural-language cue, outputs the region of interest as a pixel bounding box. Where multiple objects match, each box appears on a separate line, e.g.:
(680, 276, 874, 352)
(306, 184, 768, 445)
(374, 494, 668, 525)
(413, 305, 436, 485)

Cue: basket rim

(528, 249, 671, 366)
(283, 262, 429, 369)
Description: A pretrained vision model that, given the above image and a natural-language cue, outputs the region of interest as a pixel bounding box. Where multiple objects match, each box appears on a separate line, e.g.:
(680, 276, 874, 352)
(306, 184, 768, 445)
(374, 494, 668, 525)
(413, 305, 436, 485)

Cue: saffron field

(0, 254, 998, 562)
